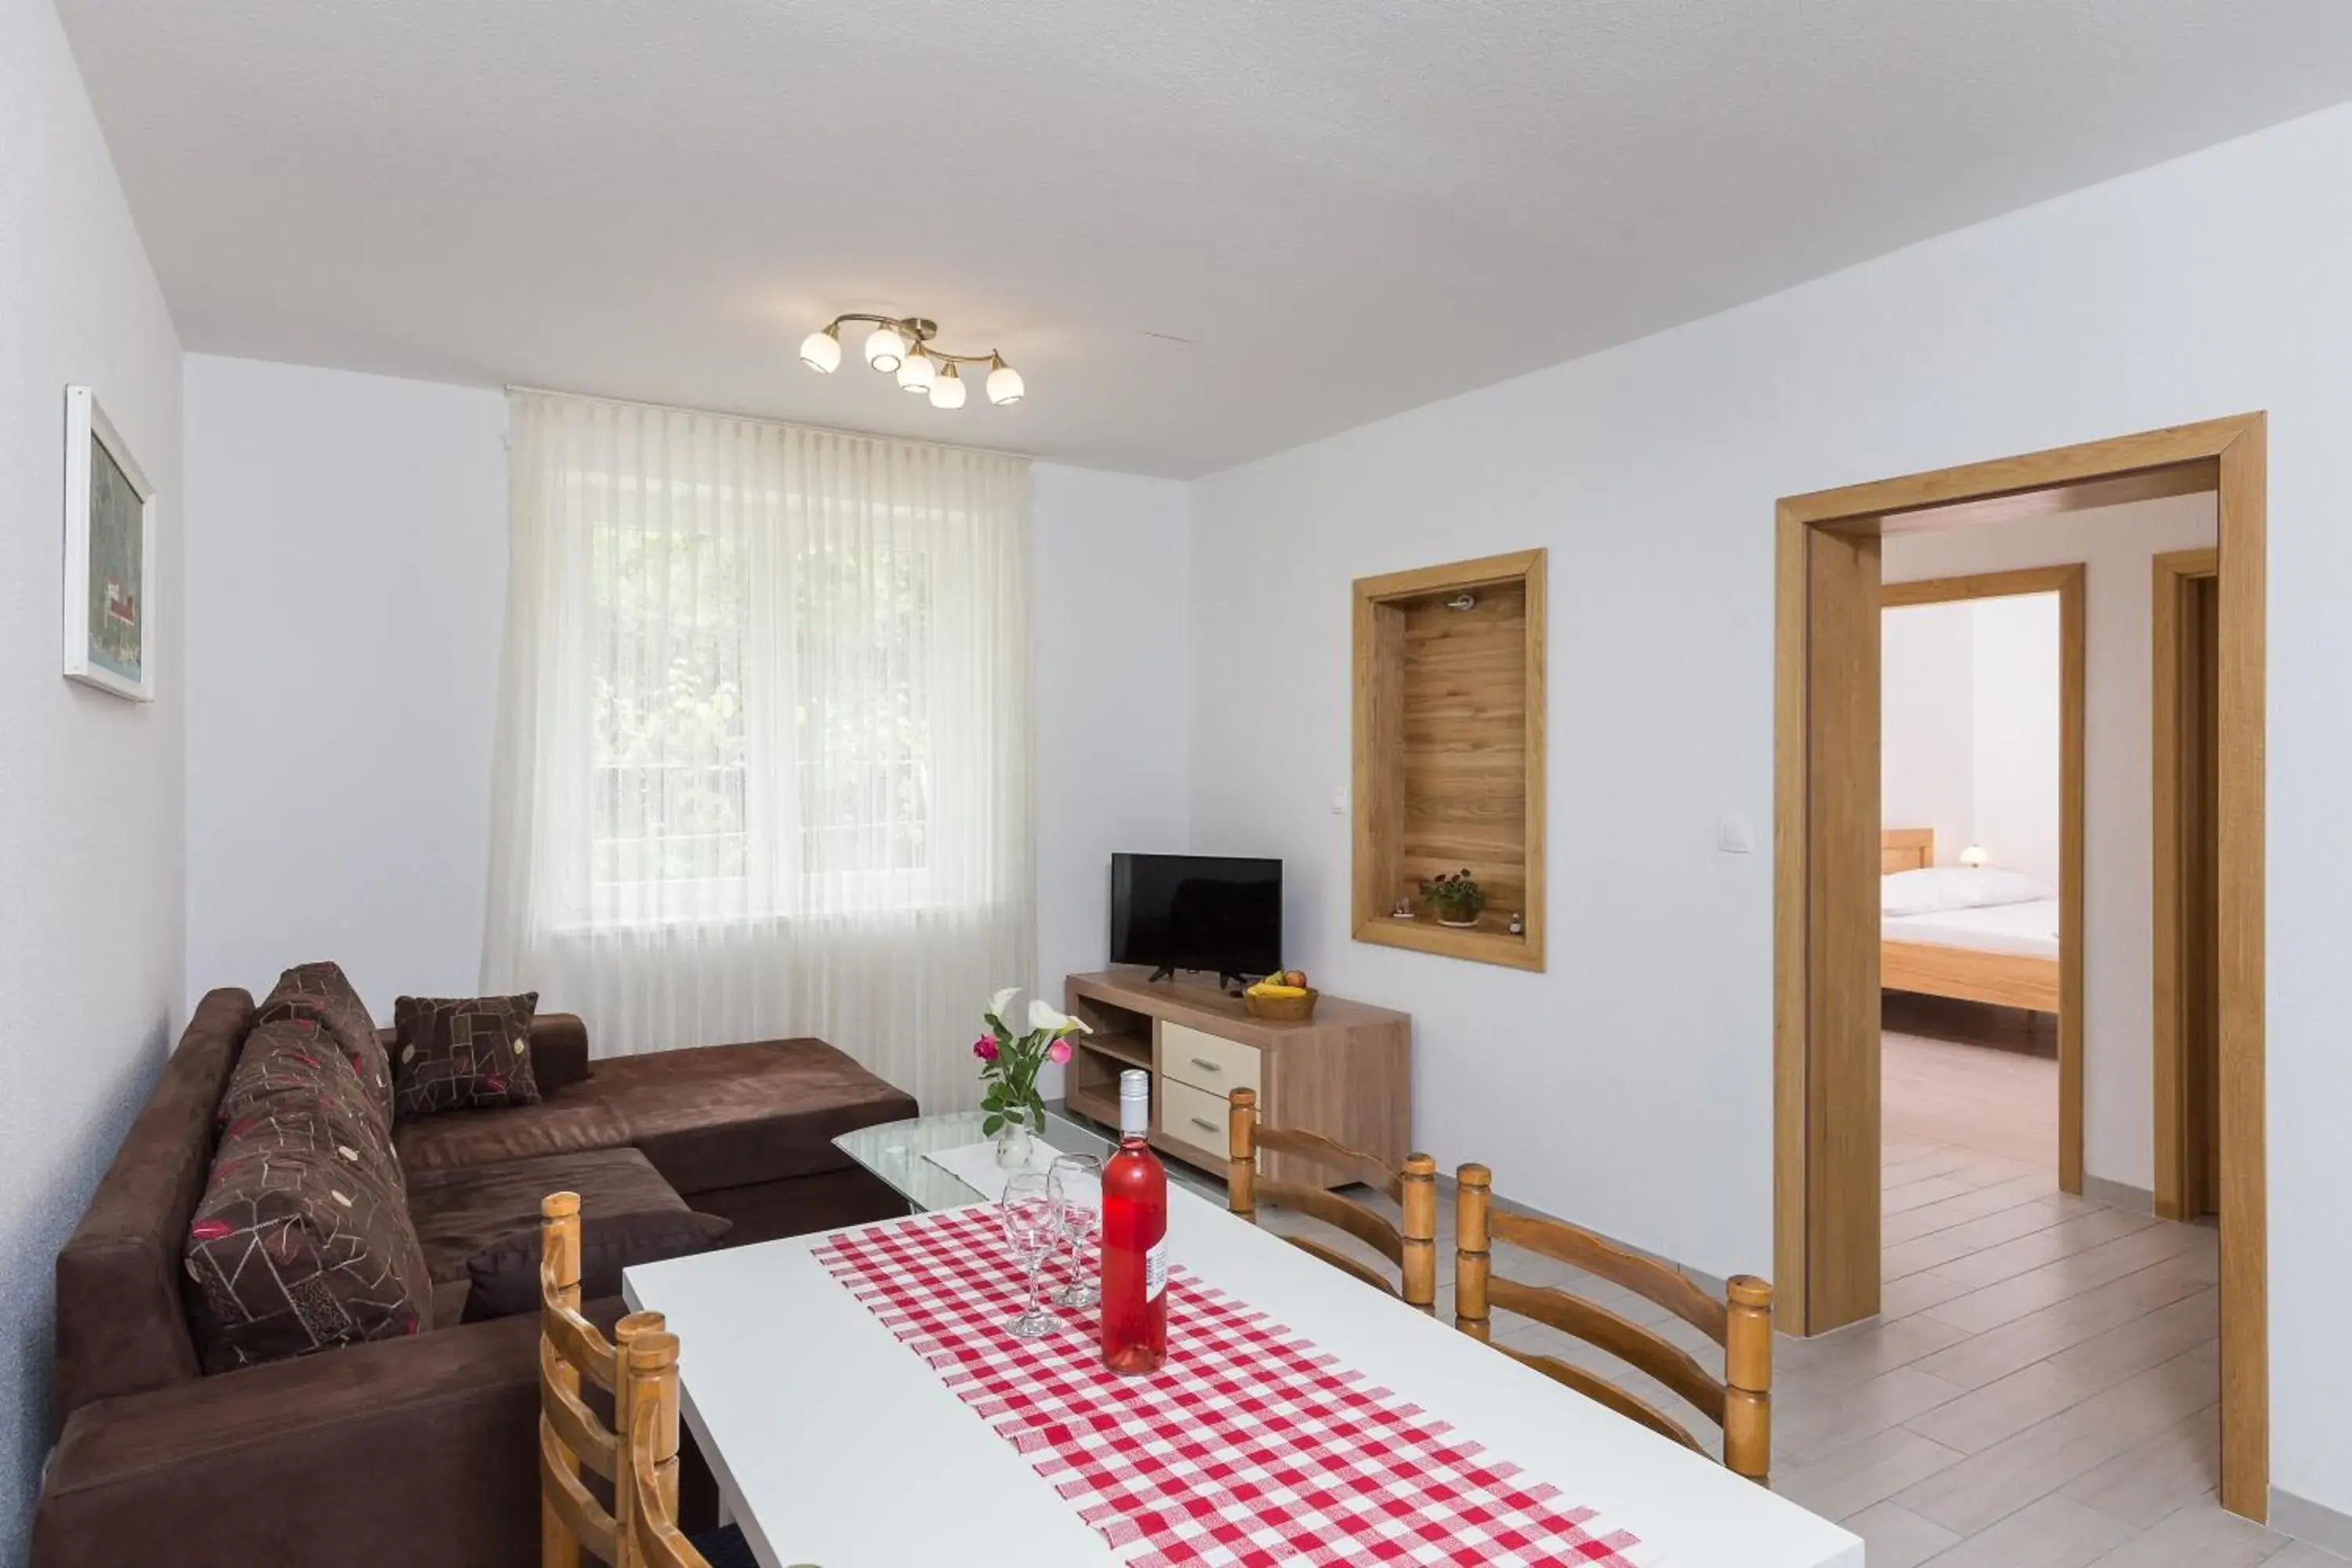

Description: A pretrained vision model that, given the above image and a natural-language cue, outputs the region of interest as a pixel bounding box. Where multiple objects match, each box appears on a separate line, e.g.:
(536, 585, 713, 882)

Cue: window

(487, 390, 1034, 1105)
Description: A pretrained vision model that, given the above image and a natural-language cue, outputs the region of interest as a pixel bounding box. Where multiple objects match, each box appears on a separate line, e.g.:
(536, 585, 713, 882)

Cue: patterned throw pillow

(185, 1131, 433, 1370)
(187, 1022, 434, 1370)
(390, 994, 543, 1118)
(256, 961, 393, 1131)
(219, 1019, 405, 1189)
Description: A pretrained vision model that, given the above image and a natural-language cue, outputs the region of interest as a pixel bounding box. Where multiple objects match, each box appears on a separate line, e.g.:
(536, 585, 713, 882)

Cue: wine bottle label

(1144, 1237, 1167, 1303)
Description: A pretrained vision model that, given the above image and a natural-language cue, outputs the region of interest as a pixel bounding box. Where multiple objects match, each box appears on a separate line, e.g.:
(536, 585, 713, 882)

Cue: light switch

(1718, 815, 1755, 855)
(1332, 788, 1348, 815)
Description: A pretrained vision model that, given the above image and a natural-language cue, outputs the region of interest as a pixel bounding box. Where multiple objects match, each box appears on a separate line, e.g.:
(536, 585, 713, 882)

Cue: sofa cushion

(403, 1146, 729, 1321)
(53, 989, 253, 1433)
(256, 961, 392, 1130)
(184, 1111, 433, 1373)
(391, 993, 542, 1117)
(34, 1298, 632, 1568)
(392, 1097, 633, 1176)
(548, 1038, 918, 1194)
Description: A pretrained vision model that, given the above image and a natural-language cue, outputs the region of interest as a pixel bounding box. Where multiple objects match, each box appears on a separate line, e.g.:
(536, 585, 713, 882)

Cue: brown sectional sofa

(33, 985, 918, 1567)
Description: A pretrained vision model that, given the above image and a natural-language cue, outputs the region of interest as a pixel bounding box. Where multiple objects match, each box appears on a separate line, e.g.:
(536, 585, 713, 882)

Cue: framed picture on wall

(62, 385, 155, 702)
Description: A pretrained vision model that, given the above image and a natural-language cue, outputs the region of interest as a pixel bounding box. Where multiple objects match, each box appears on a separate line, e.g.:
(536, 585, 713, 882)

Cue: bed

(1880, 828, 2061, 1013)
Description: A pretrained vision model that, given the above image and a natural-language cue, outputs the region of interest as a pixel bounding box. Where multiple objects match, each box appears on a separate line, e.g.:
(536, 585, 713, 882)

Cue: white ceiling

(57, 1, 2352, 477)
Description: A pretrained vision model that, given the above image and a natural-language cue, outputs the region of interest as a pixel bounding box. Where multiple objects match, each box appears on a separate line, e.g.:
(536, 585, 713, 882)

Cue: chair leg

(543, 1494, 580, 1568)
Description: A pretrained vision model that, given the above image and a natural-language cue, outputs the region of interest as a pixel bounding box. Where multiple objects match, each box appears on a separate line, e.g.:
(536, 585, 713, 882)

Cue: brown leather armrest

(530, 1011, 591, 1096)
(34, 1301, 619, 1568)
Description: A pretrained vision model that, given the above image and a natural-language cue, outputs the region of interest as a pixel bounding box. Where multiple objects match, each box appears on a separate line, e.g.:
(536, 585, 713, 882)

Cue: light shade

(897, 353, 937, 394)
(798, 327, 841, 373)
(928, 365, 967, 409)
(862, 325, 909, 372)
(1958, 844, 1991, 869)
(985, 363, 1025, 405)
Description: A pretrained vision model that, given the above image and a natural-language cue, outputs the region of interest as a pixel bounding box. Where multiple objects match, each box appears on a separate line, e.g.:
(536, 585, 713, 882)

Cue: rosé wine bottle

(1098, 1069, 1168, 1374)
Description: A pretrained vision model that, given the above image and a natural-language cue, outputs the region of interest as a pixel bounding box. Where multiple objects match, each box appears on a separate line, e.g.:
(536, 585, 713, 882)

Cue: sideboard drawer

(1160, 1022, 1261, 1098)
(1159, 1076, 1236, 1165)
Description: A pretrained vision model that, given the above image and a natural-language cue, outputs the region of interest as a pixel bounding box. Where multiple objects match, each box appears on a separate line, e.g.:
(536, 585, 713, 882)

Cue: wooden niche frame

(1352, 550, 1546, 971)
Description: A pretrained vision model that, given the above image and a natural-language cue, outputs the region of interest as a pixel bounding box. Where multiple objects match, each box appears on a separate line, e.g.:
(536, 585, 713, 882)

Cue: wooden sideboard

(1060, 969, 1411, 1189)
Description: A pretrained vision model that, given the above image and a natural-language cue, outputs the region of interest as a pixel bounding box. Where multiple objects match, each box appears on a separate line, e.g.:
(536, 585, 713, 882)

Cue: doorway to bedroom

(1772, 416, 2269, 1519)
(1878, 572, 2078, 1182)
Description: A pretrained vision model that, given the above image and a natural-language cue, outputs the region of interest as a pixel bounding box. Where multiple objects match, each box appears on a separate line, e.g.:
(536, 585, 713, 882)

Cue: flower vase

(994, 1120, 1037, 1170)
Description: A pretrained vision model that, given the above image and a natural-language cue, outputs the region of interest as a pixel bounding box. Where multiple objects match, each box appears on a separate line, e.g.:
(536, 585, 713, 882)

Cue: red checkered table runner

(811, 1205, 1642, 1566)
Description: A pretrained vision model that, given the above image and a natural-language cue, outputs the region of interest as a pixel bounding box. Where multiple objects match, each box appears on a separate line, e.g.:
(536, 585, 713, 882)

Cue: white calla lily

(1028, 998, 1091, 1036)
(985, 986, 1022, 1028)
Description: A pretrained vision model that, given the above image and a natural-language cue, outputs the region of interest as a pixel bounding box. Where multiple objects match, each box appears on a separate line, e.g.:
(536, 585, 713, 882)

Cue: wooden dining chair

(624, 1330, 710, 1568)
(539, 1189, 668, 1568)
(624, 1332, 779, 1568)
(1454, 1163, 1774, 1483)
(1226, 1087, 1438, 1310)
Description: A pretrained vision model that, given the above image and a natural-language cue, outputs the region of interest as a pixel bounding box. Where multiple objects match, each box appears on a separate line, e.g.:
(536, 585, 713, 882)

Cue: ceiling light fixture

(861, 324, 909, 372)
(800, 314, 1024, 411)
(798, 324, 843, 373)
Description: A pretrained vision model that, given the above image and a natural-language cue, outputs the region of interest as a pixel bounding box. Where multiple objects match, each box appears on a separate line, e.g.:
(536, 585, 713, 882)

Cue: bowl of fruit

(1243, 970, 1318, 1021)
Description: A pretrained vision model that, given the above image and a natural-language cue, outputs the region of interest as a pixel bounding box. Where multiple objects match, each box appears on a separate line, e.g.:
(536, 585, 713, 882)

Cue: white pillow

(1882, 866, 2049, 917)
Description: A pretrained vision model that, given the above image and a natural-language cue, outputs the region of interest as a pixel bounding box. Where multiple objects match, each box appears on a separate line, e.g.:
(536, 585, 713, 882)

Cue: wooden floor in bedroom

(1882, 1025, 2058, 1171)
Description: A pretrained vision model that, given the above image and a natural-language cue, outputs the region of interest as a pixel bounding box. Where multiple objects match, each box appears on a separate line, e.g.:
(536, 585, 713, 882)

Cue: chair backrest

(1452, 1163, 1773, 1482)
(539, 1189, 667, 1568)
(1227, 1087, 1437, 1309)
(624, 1331, 710, 1568)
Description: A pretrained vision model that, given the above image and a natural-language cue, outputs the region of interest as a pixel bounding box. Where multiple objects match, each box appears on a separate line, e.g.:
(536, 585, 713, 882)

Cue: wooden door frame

(2152, 547, 2222, 1222)
(1774, 415, 2267, 1518)
(1879, 564, 2087, 1191)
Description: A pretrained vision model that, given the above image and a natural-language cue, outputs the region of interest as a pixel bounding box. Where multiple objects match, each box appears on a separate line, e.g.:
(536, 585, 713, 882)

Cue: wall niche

(1351, 549, 1545, 971)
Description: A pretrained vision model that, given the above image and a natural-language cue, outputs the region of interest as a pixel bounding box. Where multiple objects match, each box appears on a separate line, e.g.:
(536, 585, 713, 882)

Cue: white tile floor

(1247, 1031, 2343, 1566)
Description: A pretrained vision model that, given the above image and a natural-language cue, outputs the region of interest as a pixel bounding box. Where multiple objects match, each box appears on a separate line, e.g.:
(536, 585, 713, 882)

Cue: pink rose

(973, 1035, 999, 1062)
(1048, 1039, 1073, 1065)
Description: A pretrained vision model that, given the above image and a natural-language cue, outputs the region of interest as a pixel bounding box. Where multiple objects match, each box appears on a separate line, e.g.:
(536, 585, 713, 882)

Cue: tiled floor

(1771, 1135, 2304, 1566)
(1250, 1033, 2342, 1565)
(1883, 1027, 2058, 1170)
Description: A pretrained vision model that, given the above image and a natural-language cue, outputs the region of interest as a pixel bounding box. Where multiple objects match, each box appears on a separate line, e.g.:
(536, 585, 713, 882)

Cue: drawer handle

(1189, 1056, 1223, 1073)
(1189, 1116, 1219, 1134)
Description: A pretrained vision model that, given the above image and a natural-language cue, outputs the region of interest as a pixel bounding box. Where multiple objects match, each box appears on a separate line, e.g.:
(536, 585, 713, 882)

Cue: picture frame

(62, 385, 155, 702)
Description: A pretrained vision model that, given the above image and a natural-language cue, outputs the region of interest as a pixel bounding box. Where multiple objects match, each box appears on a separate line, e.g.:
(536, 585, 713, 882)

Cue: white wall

(1187, 103, 2352, 1513)
(183, 357, 507, 1016)
(180, 355, 1193, 1041)
(1969, 593, 2063, 891)
(1881, 601, 1977, 867)
(0, 0, 185, 1558)
(1882, 593, 2063, 891)
(1031, 463, 1192, 1069)
(1886, 495, 2217, 1194)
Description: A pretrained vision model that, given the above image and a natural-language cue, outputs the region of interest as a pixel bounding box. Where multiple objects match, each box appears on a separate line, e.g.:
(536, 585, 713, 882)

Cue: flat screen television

(1109, 854, 1282, 985)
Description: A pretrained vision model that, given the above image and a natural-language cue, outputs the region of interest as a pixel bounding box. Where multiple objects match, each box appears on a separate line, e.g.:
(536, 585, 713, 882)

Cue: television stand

(1058, 968, 1411, 1190)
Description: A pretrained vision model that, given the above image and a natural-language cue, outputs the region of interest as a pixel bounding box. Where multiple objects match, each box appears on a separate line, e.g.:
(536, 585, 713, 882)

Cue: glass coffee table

(833, 1105, 1221, 1213)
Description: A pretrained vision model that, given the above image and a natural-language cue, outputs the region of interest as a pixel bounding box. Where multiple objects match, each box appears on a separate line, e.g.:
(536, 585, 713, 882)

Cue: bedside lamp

(1958, 844, 1991, 869)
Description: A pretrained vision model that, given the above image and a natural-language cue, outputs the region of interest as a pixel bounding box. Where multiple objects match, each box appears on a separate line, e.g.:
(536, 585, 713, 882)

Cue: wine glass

(999, 1171, 1064, 1339)
(1048, 1153, 1102, 1311)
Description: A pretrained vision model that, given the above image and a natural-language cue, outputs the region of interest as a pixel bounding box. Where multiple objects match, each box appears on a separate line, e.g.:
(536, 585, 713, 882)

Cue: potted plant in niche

(1418, 868, 1486, 928)
(975, 987, 1091, 1167)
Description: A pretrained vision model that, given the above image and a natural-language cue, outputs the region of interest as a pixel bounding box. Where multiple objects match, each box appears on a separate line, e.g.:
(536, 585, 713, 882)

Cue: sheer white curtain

(485, 390, 1033, 1113)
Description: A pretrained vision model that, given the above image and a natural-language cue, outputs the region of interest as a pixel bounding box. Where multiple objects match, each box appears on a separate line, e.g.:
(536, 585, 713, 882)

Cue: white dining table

(624, 1185, 1862, 1567)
